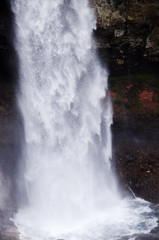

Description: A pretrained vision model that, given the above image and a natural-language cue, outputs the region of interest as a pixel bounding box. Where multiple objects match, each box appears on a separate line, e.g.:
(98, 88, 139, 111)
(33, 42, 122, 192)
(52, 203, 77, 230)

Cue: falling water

(12, 0, 157, 239)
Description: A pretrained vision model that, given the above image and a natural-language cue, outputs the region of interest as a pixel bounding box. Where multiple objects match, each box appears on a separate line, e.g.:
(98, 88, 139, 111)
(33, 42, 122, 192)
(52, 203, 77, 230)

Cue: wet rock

(112, 115, 159, 203)
(90, 0, 159, 74)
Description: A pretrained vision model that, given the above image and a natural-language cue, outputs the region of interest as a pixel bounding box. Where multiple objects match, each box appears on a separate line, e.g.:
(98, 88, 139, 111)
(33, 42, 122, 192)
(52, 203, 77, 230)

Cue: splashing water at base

(12, 0, 157, 239)
(16, 198, 157, 240)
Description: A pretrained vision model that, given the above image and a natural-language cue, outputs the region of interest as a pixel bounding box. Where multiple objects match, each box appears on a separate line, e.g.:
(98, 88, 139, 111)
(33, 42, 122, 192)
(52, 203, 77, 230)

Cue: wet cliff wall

(90, 0, 159, 202)
(90, 0, 159, 70)
(0, 0, 22, 221)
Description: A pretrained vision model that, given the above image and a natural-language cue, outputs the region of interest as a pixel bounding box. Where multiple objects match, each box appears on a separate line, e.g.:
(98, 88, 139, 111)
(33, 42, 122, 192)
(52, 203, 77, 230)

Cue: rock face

(112, 114, 159, 203)
(90, 0, 159, 75)
(0, 0, 23, 226)
(0, 0, 18, 85)
(89, 0, 159, 203)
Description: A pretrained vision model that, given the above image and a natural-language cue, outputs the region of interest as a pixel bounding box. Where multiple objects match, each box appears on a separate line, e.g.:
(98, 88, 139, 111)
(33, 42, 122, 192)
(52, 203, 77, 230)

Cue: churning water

(12, 0, 158, 239)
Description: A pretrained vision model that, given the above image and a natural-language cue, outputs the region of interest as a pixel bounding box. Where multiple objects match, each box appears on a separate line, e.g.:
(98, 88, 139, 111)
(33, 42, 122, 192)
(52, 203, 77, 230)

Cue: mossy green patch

(124, 101, 131, 109)
(156, 104, 159, 114)
(115, 95, 123, 104)
(111, 85, 120, 92)
(109, 73, 159, 88)
(133, 95, 141, 111)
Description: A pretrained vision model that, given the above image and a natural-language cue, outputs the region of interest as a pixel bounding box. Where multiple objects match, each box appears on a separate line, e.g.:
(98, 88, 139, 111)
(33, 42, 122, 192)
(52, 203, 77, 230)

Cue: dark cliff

(91, 0, 159, 70)
(0, 0, 22, 221)
(90, 0, 159, 202)
(0, 0, 18, 84)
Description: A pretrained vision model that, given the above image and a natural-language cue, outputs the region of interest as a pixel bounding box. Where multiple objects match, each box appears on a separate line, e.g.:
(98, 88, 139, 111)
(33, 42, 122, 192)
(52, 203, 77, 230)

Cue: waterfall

(12, 0, 157, 239)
